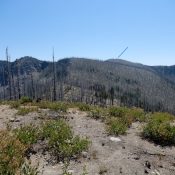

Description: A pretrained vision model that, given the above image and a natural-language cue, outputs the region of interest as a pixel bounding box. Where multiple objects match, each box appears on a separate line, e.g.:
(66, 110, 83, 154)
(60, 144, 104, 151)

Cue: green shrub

(150, 112, 174, 123)
(143, 120, 175, 145)
(128, 108, 146, 122)
(108, 107, 129, 118)
(9, 101, 20, 109)
(14, 125, 40, 145)
(77, 103, 91, 111)
(88, 107, 102, 120)
(42, 120, 89, 160)
(48, 102, 68, 112)
(20, 161, 39, 175)
(20, 96, 32, 104)
(0, 130, 27, 175)
(36, 101, 67, 112)
(62, 162, 88, 175)
(16, 107, 38, 116)
(106, 118, 127, 136)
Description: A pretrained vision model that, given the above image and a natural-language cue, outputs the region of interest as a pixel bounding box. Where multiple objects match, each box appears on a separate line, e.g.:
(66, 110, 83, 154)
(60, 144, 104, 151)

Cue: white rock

(9, 117, 15, 122)
(68, 170, 74, 174)
(82, 151, 88, 158)
(109, 137, 121, 142)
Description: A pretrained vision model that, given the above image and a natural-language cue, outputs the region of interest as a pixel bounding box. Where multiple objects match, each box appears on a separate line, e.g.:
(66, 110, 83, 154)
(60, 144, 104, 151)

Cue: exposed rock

(109, 137, 121, 142)
(9, 117, 15, 122)
(82, 151, 88, 158)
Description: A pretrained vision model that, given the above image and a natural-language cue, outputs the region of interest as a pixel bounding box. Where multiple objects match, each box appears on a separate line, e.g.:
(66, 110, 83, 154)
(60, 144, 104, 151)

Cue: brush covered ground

(0, 99, 175, 175)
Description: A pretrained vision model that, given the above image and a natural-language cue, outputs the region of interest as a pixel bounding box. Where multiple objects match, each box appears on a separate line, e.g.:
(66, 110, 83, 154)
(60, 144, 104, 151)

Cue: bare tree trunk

(6, 48, 12, 100)
(11, 72, 16, 100)
(52, 48, 57, 101)
(17, 59, 21, 99)
(2, 68, 6, 100)
(31, 73, 35, 100)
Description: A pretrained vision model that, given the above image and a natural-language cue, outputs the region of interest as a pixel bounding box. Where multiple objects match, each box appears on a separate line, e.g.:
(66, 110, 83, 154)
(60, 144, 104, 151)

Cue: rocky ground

(0, 105, 175, 175)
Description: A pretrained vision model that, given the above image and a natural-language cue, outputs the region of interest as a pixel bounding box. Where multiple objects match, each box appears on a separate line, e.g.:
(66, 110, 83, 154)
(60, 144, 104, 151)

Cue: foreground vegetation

(2, 99, 175, 146)
(0, 105, 89, 175)
(75, 102, 175, 146)
(1, 98, 175, 174)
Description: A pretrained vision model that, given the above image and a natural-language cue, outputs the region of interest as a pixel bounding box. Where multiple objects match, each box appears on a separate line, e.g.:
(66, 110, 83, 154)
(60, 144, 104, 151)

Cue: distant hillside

(1, 57, 175, 114)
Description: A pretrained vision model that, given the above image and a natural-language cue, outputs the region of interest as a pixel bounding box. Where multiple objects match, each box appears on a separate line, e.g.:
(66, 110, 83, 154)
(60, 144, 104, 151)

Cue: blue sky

(0, 0, 175, 65)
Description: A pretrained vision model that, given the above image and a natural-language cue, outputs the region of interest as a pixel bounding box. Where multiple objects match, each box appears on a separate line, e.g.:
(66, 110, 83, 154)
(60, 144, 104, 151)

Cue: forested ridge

(1, 56, 175, 114)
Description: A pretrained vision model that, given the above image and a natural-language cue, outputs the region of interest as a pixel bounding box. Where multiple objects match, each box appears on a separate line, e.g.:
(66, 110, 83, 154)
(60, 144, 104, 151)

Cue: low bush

(16, 107, 38, 116)
(42, 120, 89, 160)
(14, 125, 40, 145)
(143, 119, 175, 146)
(9, 101, 20, 109)
(108, 106, 129, 118)
(0, 130, 27, 175)
(36, 101, 68, 112)
(20, 161, 39, 175)
(128, 108, 146, 122)
(150, 112, 174, 123)
(77, 103, 91, 111)
(20, 96, 33, 104)
(106, 118, 127, 136)
(88, 107, 102, 120)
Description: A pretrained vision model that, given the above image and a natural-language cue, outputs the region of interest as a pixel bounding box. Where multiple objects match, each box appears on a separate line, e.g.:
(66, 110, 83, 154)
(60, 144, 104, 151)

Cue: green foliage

(106, 118, 127, 136)
(14, 125, 40, 145)
(143, 120, 175, 146)
(128, 108, 146, 122)
(0, 131, 27, 175)
(62, 162, 73, 175)
(42, 120, 89, 160)
(16, 107, 38, 116)
(143, 112, 175, 145)
(77, 103, 91, 111)
(108, 106, 129, 118)
(36, 101, 68, 112)
(20, 96, 32, 104)
(88, 107, 102, 120)
(150, 112, 174, 123)
(9, 101, 20, 109)
(20, 161, 39, 175)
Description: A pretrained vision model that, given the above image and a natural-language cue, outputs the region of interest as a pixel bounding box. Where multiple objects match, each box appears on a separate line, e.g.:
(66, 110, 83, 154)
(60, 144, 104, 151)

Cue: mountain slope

(1, 57, 175, 113)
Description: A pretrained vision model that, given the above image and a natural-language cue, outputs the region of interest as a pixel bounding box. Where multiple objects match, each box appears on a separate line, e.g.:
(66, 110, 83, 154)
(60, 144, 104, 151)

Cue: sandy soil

(0, 105, 175, 175)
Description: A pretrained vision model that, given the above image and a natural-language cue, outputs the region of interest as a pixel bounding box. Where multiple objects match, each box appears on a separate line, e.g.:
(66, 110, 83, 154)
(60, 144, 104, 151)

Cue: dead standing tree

(6, 47, 12, 100)
(16, 59, 21, 99)
(52, 48, 57, 101)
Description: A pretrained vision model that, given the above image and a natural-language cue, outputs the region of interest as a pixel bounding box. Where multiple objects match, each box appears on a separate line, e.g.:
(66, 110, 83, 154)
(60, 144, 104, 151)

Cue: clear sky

(0, 0, 175, 65)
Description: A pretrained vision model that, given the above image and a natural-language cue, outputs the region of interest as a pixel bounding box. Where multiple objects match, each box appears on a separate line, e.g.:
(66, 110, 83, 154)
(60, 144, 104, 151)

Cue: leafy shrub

(150, 112, 174, 123)
(77, 103, 91, 111)
(42, 120, 89, 160)
(106, 118, 127, 136)
(16, 107, 38, 116)
(88, 107, 102, 120)
(14, 125, 40, 145)
(20, 161, 39, 175)
(0, 130, 27, 175)
(20, 96, 32, 104)
(128, 108, 146, 122)
(9, 101, 20, 109)
(143, 120, 175, 145)
(48, 102, 68, 112)
(36, 101, 68, 112)
(108, 106, 129, 118)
